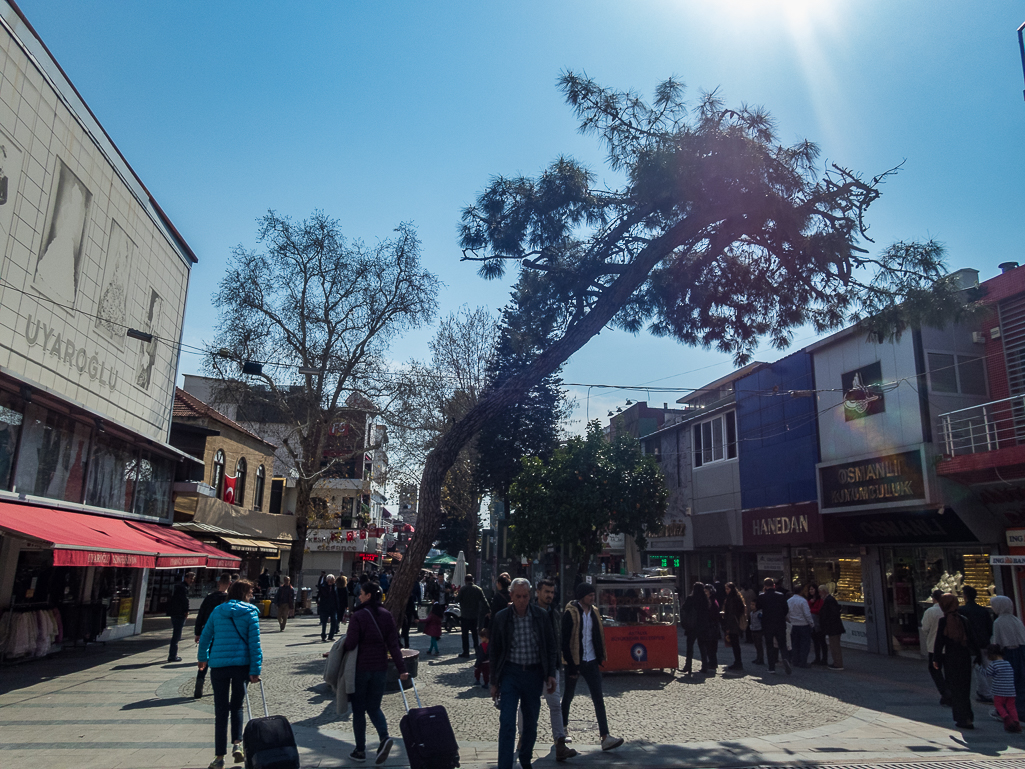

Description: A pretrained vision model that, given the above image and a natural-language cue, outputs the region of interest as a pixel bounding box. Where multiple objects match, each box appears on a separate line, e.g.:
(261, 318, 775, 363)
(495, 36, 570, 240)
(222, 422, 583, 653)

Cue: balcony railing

(938, 394, 1025, 456)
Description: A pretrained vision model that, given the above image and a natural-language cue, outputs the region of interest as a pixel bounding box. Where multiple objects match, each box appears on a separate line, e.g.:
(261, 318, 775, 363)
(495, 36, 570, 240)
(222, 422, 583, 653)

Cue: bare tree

(388, 306, 499, 576)
(205, 210, 439, 577)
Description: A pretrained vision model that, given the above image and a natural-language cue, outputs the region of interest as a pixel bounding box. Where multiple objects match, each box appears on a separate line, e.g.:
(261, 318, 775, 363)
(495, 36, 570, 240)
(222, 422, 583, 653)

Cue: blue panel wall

(736, 352, 819, 510)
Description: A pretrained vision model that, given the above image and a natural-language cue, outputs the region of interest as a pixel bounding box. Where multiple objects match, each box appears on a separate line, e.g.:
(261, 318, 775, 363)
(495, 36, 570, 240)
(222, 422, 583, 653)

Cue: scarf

(939, 593, 967, 645)
(992, 595, 1025, 648)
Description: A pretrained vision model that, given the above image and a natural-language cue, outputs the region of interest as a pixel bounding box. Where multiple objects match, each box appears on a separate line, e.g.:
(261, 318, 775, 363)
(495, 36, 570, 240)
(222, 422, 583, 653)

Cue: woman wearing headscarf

(933, 593, 979, 729)
(679, 582, 709, 675)
(991, 595, 1025, 717)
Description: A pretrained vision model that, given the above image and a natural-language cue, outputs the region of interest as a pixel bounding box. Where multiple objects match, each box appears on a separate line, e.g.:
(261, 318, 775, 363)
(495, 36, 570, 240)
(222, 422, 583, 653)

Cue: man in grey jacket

(490, 578, 557, 769)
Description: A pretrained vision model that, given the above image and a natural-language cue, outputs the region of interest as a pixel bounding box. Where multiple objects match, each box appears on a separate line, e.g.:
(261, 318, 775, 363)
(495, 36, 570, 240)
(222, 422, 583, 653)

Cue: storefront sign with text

(819, 449, 926, 511)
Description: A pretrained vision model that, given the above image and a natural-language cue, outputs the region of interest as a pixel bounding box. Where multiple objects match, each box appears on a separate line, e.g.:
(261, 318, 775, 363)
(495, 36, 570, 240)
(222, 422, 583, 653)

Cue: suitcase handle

(244, 678, 270, 721)
(396, 676, 422, 713)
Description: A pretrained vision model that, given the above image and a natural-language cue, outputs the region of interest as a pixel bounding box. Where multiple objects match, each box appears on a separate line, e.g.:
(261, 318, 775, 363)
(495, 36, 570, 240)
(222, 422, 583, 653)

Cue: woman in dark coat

(721, 581, 746, 671)
(483, 572, 511, 630)
(934, 592, 979, 729)
(818, 583, 846, 669)
(679, 582, 709, 675)
(342, 581, 409, 762)
(701, 584, 721, 675)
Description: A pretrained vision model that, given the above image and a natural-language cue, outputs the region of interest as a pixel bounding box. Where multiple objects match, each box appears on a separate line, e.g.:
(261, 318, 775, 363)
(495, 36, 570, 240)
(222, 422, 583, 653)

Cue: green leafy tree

(509, 421, 668, 577)
(383, 73, 975, 620)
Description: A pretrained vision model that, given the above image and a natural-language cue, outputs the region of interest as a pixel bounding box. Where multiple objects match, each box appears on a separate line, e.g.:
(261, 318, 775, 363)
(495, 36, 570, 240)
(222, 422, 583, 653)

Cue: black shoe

(940, 698, 952, 707)
(168, 656, 182, 663)
(752, 659, 765, 666)
(727, 663, 743, 671)
(350, 748, 366, 761)
(376, 736, 393, 764)
(956, 721, 974, 730)
(458, 652, 472, 657)
(193, 686, 203, 699)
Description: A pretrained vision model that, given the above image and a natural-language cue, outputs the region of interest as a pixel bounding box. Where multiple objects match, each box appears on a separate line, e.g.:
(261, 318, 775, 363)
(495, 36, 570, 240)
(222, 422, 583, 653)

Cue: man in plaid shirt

(489, 578, 557, 769)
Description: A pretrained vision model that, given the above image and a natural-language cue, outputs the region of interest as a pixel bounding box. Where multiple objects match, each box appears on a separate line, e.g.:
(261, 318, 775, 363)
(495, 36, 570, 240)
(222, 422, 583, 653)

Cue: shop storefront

(0, 502, 239, 661)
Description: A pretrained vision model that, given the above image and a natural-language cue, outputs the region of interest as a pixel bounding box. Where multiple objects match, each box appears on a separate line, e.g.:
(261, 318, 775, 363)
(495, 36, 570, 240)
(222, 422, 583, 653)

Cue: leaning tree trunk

(384, 219, 699, 622)
(287, 477, 314, 583)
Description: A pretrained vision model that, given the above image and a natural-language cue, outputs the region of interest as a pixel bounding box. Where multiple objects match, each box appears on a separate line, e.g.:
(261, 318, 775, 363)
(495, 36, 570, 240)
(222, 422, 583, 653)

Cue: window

(13, 404, 91, 503)
(133, 452, 174, 518)
(85, 432, 138, 512)
(0, 391, 25, 491)
(235, 457, 247, 506)
(693, 411, 737, 467)
(928, 353, 987, 396)
(212, 450, 225, 498)
(254, 464, 265, 511)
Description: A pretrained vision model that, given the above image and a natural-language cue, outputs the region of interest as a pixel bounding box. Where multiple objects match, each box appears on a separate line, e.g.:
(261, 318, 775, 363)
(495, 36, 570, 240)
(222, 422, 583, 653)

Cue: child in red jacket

(424, 601, 443, 655)
(474, 628, 490, 687)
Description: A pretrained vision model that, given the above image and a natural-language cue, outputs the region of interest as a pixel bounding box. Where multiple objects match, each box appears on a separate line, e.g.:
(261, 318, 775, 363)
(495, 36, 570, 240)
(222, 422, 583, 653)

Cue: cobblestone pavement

(3, 613, 1025, 769)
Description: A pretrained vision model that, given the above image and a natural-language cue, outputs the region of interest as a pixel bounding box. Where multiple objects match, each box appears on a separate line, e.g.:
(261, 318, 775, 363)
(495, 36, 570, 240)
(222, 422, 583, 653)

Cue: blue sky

(16, 0, 1025, 431)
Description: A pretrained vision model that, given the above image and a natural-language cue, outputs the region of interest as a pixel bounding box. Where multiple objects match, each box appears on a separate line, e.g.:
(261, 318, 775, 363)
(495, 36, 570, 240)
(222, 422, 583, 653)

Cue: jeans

(277, 604, 291, 631)
(351, 669, 388, 752)
(698, 636, 718, 671)
(168, 614, 186, 660)
(195, 665, 207, 696)
(498, 664, 544, 769)
(429, 637, 439, 654)
(812, 628, 828, 663)
(751, 630, 765, 662)
(790, 625, 812, 667)
(562, 660, 609, 737)
(765, 627, 788, 671)
(727, 631, 742, 666)
(517, 669, 564, 741)
(320, 612, 339, 639)
(461, 617, 480, 655)
(211, 665, 248, 757)
(682, 632, 703, 671)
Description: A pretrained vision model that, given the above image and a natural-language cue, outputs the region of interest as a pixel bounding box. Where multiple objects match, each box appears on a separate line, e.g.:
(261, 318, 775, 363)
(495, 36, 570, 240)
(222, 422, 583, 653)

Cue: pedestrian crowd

(681, 577, 846, 677)
(165, 564, 1025, 768)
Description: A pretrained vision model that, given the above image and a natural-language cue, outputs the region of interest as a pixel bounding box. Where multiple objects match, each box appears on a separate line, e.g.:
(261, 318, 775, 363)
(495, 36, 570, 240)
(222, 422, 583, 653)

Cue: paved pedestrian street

(2, 616, 1024, 769)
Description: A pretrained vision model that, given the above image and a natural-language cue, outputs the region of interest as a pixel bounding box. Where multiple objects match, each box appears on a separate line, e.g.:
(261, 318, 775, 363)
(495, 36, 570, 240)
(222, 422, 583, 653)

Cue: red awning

(0, 501, 240, 570)
(127, 521, 240, 570)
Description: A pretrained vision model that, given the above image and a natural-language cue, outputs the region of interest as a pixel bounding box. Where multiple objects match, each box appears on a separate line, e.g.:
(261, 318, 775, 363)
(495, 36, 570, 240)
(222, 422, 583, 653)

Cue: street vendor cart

(593, 575, 679, 672)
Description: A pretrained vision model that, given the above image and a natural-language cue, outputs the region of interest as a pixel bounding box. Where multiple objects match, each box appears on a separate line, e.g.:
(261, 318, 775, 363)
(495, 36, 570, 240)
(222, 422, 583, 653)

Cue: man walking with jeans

(756, 577, 791, 675)
(561, 583, 624, 752)
(457, 574, 486, 658)
(490, 578, 557, 769)
(167, 572, 194, 663)
(921, 589, 951, 705)
(193, 574, 230, 697)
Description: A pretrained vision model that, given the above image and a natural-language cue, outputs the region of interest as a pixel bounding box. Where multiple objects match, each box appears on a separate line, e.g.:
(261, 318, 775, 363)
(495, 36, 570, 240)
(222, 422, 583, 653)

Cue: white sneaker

(601, 735, 624, 751)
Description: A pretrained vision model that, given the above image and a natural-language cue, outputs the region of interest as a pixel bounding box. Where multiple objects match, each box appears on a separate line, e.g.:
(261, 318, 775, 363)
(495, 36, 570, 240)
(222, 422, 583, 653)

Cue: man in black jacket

(490, 578, 557, 769)
(755, 577, 791, 675)
(192, 574, 229, 697)
(561, 582, 623, 752)
(458, 575, 487, 657)
(167, 572, 194, 663)
(960, 584, 994, 702)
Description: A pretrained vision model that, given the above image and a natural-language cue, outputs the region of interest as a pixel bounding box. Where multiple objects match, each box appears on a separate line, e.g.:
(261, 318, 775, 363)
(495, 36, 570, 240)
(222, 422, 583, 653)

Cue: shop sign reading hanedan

(742, 502, 823, 546)
(819, 449, 926, 511)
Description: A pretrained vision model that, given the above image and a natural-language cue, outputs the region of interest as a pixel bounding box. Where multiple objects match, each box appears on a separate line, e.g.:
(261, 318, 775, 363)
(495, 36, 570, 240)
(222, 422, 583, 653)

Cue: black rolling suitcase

(398, 677, 460, 769)
(243, 679, 300, 769)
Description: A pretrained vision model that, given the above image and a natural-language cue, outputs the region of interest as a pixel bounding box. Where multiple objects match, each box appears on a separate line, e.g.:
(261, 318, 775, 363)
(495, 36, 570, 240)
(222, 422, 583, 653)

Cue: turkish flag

(223, 474, 238, 505)
(346, 531, 355, 542)
(359, 530, 367, 540)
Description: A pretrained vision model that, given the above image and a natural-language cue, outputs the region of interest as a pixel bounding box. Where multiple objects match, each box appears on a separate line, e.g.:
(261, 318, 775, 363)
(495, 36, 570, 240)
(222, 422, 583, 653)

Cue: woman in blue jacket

(198, 578, 263, 769)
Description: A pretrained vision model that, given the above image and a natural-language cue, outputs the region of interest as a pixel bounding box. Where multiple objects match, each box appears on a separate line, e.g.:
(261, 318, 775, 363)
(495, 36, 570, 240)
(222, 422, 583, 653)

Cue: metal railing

(938, 394, 1025, 456)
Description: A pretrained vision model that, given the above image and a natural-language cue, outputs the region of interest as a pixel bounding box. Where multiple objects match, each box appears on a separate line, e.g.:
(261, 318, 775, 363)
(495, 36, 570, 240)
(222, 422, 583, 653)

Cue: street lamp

(1019, 21, 1025, 102)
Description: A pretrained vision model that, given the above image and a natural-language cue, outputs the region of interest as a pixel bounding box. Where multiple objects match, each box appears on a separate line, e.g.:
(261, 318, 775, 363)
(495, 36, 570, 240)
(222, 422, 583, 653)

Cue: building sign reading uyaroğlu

(819, 449, 926, 511)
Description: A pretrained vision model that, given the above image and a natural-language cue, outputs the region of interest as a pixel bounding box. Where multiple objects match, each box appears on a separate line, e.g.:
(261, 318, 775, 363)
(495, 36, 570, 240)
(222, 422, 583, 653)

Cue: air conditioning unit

(972, 332, 986, 345)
